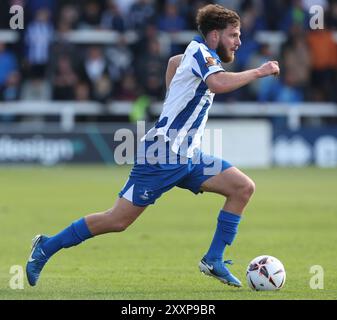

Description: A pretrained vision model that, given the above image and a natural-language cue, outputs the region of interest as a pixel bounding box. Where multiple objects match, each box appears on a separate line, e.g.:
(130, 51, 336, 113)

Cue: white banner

(202, 120, 272, 168)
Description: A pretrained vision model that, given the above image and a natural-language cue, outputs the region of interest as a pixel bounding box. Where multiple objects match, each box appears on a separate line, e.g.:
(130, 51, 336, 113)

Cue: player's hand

(257, 61, 280, 78)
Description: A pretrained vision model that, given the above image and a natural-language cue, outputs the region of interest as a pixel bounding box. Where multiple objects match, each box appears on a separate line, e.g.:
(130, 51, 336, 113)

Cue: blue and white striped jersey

(143, 35, 225, 158)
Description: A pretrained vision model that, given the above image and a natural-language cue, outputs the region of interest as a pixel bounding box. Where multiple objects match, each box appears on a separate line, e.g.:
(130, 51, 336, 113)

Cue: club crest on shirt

(206, 57, 218, 67)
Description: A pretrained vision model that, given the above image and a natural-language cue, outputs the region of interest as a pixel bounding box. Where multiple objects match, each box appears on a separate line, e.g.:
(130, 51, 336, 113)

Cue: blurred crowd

(0, 0, 336, 105)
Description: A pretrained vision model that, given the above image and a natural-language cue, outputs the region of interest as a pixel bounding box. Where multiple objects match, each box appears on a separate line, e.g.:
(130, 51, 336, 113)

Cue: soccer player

(26, 4, 279, 287)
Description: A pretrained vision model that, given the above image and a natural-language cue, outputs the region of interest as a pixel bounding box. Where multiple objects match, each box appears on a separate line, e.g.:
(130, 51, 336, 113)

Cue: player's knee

(239, 178, 255, 202)
(233, 178, 255, 204)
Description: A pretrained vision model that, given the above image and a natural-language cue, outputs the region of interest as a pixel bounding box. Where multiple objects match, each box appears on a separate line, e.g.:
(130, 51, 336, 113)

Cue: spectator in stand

(157, 1, 188, 55)
(24, 8, 54, 80)
(278, 0, 310, 32)
(52, 32, 79, 80)
(233, 5, 260, 71)
(274, 77, 305, 103)
(0, 43, 19, 101)
(278, 24, 311, 102)
(78, 1, 102, 30)
(46, 8, 81, 101)
(100, 0, 126, 32)
(83, 46, 108, 84)
(131, 23, 160, 58)
(106, 36, 133, 83)
(326, 0, 337, 29)
(246, 26, 309, 104)
(246, 43, 281, 102)
(75, 82, 91, 101)
(0, 71, 21, 101)
(20, 77, 51, 100)
(25, 0, 56, 24)
(0, 37, 20, 122)
(114, 0, 137, 16)
(0, 70, 21, 122)
(82, 46, 113, 102)
(57, 4, 80, 31)
(52, 55, 78, 100)
(135, 38, 167, 100)
(182, 0, 214, 30)
(157, 1, 187, 32)
(0, 1, 10, 29)
(261, 0, 290, 31)
(2, 0, 334, 106)
(115, 72, 140, 101)
(51, 4, 81, 80)
(92, 74, 113, 103)
(240, 1, 267, 31)
(307, 26, 337, 101)
(127, 0, 155, 31)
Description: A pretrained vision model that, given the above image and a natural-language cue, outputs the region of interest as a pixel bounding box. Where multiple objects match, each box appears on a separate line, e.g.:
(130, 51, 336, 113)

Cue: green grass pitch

(0, 166, 336, 300)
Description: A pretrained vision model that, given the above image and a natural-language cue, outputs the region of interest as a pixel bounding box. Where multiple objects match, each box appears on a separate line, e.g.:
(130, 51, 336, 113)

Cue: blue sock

(42, 218, 93, 258)
(204, 210, 241, 262)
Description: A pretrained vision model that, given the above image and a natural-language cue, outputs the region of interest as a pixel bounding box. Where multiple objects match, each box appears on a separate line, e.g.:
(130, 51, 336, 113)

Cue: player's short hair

(196, 4, 240, 37)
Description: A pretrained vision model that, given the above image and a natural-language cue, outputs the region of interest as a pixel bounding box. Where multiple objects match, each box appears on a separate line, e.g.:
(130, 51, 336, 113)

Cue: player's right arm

(206, 61, 280, 94)
(165, 54, 183, 89)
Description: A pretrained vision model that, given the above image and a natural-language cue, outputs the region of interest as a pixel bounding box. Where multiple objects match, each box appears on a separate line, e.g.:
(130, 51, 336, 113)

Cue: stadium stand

(0, 0, 336, 167)
(0, 0, 336, 105)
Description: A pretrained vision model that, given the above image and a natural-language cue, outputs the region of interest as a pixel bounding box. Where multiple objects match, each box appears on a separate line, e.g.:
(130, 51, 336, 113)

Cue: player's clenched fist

(257, 61, 280, 78)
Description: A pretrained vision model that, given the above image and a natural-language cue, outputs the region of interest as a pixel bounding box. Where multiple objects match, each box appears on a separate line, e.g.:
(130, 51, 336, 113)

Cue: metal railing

(1, 101, 336, 131)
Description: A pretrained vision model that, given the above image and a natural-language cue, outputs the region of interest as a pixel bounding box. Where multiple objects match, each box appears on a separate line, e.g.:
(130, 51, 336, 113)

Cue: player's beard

(216, 42, 234, 63)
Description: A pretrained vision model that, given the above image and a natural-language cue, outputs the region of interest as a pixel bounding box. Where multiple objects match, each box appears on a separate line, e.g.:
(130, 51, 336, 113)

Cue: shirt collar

(193, 35, 219, 58)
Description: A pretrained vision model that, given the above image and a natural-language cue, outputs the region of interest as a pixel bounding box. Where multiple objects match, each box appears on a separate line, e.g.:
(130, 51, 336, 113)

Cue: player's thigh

(200, 166, 255, 197)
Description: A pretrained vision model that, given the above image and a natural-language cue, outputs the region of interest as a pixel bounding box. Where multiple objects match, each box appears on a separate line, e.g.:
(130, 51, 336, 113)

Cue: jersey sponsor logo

(205, 57, 218, 67)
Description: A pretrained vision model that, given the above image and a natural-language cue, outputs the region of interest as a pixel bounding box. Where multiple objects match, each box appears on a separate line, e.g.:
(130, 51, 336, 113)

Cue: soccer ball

(246, 255, 286, 291)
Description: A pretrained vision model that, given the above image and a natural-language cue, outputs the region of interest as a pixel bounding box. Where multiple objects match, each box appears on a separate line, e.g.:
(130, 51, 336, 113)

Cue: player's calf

(85, 198, 146, 235)
(102, 210, 132, 232)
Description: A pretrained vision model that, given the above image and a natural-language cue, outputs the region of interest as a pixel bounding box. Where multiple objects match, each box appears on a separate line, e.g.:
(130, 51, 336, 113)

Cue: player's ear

(209, 30, 219, 43)
(215, 30, 220, 42)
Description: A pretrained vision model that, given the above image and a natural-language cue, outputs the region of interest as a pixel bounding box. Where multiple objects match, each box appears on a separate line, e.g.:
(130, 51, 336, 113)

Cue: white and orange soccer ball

(246, 255, 286, 291)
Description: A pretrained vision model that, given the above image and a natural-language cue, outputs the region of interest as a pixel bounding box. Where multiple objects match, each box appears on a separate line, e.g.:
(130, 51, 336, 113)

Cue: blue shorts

(119, 146, 232, 206)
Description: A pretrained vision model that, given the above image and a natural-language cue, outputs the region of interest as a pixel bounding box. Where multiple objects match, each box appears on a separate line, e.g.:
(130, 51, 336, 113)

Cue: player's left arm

(165, 54, 183, 89)
(206, 61, 280, 94)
